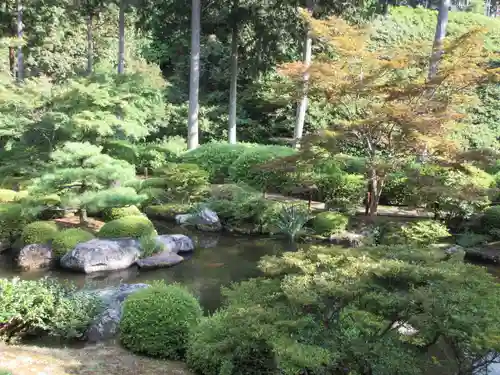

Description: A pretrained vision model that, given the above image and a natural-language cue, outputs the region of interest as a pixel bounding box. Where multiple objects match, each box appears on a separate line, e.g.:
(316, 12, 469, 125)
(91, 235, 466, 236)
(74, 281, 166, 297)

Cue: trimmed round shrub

(98, 215, 156, 239)
(379, 220, 451, 246)
(481, 205, 500, 231)
(228, 145, 298, 191)
(120, 284, 203, 359)
(144, 203, 192, 220)
(0, 189, 19, 203)
(51, 228, 95, 257)
(150, 163, 209, 202)
(181, 142, 253, 183)
(187, 310, 277, 375)
(21, 221, 59, 245)
(102, 205, 142, 221)
(311, 211, 348, 236)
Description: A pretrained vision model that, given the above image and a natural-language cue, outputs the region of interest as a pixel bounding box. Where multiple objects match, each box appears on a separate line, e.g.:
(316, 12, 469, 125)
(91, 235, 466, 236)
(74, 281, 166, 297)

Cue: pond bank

(0, 342, 192, 375)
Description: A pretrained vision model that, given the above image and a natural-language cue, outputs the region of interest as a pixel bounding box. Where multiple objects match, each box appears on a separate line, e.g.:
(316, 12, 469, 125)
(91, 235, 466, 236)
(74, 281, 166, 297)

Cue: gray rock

(328, 232, 365, 248)
(155, 234, 194, 253)
(175, 207, 222, 232)
(17, 243, 53, 271)
(136, 251, 184, 270)
(60, 238, 141, 274)
(86, 283, 149, 343)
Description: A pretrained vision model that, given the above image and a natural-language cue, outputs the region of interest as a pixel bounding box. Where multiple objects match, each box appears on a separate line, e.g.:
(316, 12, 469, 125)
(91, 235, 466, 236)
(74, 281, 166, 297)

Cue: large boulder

(17, 243, 53, 271)
(155, 234, 194, 253)
(86, 283, 149, 343)
(136, 251, 184, 270)
(60, 238, 141, 274)
(176, 207, 222, 232)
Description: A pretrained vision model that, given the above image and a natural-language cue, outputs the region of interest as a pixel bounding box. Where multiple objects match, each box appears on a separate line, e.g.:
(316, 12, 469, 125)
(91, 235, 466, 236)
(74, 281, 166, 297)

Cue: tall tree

(228, 0, 239, 144)
(118, 0, 126, 74)
(429, 0, 451, 79)
(187, 0, 201, 149)
(293, 0, 314, 149)
(16, 0, 23, 82)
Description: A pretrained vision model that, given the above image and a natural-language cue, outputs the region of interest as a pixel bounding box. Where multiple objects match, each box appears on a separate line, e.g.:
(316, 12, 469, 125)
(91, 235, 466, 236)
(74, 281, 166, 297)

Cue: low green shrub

(378, 220, 451, 246)
(481, 205, 500, 231)
(311, 211, 349, 236)
(314, 171, 365, 213)
(0, 189, 19, 203)
(120, 284, 202, 359)
(456, 232, 491, 248)
(151, 163, 209, 202)
(144, 203, 192, 220)
(228, 145, 298, 191)
(186, 309, 278, 375)
(21, 221, 59, 245)
(102, 205, 142, 221)
(98, 215, 156, 239)
(0, 203, 35, 245)
(267, 203, 311, 240)
(0, 278, 101, 342)
(51, 228, 95, 257)
(181, 143, 252, 183)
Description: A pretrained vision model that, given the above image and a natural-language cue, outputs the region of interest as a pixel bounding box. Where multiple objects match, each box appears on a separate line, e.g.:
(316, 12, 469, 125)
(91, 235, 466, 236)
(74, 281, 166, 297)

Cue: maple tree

(278, 12, 500, 215)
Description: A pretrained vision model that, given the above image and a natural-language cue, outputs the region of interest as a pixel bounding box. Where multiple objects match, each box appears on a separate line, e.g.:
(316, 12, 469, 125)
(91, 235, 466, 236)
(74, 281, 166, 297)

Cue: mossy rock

(311, 211, 349, 236)
(0, 189, 20, 203)
(120, 284, 203, 359)
(21, 221, 59, 245)
(102, 205, 142, 222)
(51, 228, 95, 257)
(144, 203, 192, 221)
(98, 215, 156, 239)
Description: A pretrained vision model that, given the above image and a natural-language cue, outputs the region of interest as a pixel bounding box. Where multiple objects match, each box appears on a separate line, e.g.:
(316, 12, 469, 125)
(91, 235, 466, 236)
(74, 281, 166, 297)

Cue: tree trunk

(117, 0, 125, 74)
(9, 47, 15, 77)
(79, 208, 88, 224)
(16, 0, 23, 82)
(428, 0, 451, 80)
(187, 0, 201, 150)
(228, 0, 239, 145)
(86, 14, 93, 74)
(368, 168, 384, 216)
(293, 0, 314, 149)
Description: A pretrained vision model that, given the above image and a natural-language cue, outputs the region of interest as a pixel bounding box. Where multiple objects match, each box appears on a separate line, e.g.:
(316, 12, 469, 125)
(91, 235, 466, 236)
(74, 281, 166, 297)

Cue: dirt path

(0, 343, 192, 375)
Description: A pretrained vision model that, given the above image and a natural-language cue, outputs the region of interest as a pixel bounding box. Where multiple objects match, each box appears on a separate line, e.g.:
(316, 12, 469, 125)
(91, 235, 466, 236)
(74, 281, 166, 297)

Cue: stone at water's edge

(86, 283, 150, 343)
(328, 232, 365, 248)
(136, 251, 184, 269)
(155, 234, 194, 253)
(60, 238, 141, 274)
(17, 243, 53, 271)
(175, 207, 222, 232)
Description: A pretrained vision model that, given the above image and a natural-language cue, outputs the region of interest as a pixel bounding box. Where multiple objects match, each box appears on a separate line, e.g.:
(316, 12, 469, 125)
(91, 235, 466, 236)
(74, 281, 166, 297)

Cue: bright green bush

(102, 205, 142, 221)
(186, 309, 278, 375)
(144, 203, 192, 220)
(0, 189, 19, 203)
(51, 228, 95, 257)
(228, 145, 298, 191)
(0, 203, 35, 245)
(21, 221, 59, 245)
(181, 142, 253, 183)
(380, 220, 451, 246)
(311, 211, 349, 236)
(120, 284, 202, 359)
(150, 163, 209, 202)
(313, 171, 365, 213)
(0, 278, 101, 342)
(98, 215, 156, 239)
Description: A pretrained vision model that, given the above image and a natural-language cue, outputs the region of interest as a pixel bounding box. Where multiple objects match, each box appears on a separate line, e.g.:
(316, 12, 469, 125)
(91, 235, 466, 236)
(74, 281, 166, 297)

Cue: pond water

(0, 222, 289, 313)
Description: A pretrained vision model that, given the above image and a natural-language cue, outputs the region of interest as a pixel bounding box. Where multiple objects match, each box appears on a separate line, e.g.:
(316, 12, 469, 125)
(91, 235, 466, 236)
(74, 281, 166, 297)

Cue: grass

(0, 342, 192, 375)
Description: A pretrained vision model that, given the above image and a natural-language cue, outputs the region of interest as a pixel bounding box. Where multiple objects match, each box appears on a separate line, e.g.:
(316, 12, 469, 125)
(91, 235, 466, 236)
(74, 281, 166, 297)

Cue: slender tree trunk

(9, 47, 15, 77)
(368, 168, 384, 216)
(293, 0, 314, 149)
(79, 208, 88, 224)
(16, 0, 23, 82)
(428, 0, 451, 80)
(228, 0, 239, 145)
(86, 13, 93, 75)
(188, 0, 201, 150)
(117, 0, 125, 74)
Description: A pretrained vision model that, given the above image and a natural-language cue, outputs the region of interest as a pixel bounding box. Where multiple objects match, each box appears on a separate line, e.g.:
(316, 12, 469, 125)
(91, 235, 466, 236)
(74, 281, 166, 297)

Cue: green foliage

(120, 284, 202, 359)
(21, 221, 59, 245)
(261, 201, 311, 238)
(138, 233, 165, 258)
(51, 228, 95, 258)
(102, 205, 142, 222)
(0, 369, 12, 375)
(0, 278, 101, 342)
(0, 189, 20, 203)
(98, 215, 156, 239)
(150, 163, 209, 202)
(181, 142, 254, 183)
(311, 211, 349, 236)
(379, 220, 451, 246)
(0, 203, 35, 245)
(456, 232, 491, 248)
(102, 140, 139, 166)
(228, 146, 297, 191)
(481, 205, 500, 231)
(144, 203, 192, 220)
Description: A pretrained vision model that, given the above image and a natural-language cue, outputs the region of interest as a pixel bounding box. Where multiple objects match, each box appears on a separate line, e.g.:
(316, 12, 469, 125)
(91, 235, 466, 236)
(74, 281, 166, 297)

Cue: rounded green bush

(481, 205, 500, 231)
(102, 205, 142, 221)
(312, 211, 348, 236)
(98, 215, 156, 239)
(120, 284, 203, 359)
(21, 221, 59, 245)
(51, 228, 95, 257)
(0, 189, 19, 203)
(181, 142, 253, 183)
(379, 220, 451, 246)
